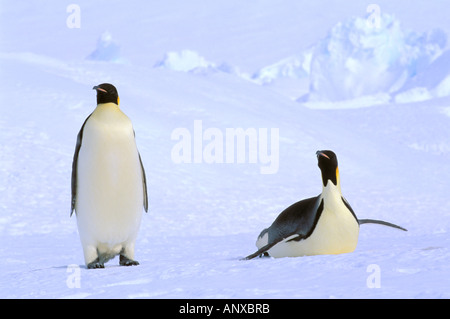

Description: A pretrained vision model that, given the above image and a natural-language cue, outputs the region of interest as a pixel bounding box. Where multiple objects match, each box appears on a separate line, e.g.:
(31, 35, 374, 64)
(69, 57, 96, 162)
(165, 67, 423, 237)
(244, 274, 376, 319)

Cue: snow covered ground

(1, 1, 450, 299)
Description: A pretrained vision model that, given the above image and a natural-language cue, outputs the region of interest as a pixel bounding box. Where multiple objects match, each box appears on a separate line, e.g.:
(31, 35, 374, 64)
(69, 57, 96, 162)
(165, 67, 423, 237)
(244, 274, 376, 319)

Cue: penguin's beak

(316, 151, 330, 159)
(93, 86, 107, 93)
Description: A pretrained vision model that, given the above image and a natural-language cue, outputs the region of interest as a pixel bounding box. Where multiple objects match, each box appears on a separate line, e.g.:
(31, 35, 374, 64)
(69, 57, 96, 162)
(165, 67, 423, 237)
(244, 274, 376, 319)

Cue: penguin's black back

(262, 195, 323, 245)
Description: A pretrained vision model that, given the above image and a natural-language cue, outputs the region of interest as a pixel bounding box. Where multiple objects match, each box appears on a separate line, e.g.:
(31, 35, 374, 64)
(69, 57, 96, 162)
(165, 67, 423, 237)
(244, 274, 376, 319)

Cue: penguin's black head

(93, 83, 119, 105)
(316, 150, 339, 187)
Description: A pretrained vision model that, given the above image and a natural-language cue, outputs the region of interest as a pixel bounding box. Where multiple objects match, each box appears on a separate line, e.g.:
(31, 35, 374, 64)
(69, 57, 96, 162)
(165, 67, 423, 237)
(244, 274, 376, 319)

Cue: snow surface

(1, 0, 450, 299)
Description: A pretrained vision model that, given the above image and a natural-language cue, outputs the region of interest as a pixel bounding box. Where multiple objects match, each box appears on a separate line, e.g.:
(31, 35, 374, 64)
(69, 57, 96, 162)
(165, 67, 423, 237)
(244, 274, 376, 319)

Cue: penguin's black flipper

(359, 219, 407, 231)
(242, 242, 279, 260)
(70, 114, 92, 217)
(243, 196, 322, 260)
(138, 152, 148, 213)
(134, 129, 148, 213)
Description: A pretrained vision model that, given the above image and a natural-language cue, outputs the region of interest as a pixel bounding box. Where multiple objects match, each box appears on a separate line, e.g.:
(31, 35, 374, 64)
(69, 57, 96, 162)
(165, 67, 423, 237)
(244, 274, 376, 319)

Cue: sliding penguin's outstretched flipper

(359, 219, 407, 231)
(242, 243, 277, 260)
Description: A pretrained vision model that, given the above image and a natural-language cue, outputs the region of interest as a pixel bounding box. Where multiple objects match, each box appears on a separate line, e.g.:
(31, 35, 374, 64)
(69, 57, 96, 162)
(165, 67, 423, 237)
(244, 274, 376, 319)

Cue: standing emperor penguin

(244, 150, 406, 260)
(71, 83, 148, 269)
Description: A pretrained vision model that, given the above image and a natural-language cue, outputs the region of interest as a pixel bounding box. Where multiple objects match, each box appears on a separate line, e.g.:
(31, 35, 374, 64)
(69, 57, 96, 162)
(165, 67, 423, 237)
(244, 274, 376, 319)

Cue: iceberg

(86, 31, 123, 63)
(307, 13, 446, 102)
(154, 50, 215, 72)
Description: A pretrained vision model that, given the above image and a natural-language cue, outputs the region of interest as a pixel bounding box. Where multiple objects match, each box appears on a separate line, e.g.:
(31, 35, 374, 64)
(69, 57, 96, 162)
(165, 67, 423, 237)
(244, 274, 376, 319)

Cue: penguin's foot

(120, 255, 139, 266)
(87, 259, 105, 269)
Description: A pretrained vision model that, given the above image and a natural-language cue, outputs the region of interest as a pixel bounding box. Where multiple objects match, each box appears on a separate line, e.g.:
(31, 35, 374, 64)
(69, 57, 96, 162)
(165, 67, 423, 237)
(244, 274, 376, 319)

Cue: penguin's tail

(358, 219, 407, 231)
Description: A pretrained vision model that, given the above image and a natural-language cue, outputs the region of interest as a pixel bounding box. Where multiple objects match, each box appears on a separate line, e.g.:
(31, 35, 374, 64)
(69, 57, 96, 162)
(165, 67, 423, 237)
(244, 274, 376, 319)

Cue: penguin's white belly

(266, 197, 359, 258)
(75, 113, 143, 256)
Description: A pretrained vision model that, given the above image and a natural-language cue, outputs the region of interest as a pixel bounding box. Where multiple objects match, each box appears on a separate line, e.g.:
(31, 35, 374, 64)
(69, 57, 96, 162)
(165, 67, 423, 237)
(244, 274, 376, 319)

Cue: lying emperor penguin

(244, 150, 406, 260)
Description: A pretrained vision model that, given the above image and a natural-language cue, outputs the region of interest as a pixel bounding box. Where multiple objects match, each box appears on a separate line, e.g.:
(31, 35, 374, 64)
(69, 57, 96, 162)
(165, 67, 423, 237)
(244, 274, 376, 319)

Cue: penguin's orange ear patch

(117, 97, 120, 105)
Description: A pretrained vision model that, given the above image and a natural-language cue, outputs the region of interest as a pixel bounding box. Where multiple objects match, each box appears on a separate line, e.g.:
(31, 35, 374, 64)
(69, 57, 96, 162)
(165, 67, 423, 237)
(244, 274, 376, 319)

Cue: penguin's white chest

(75, 104, 144, 249)
(269, 190, 360, 257)
(305, 194, 359, 255)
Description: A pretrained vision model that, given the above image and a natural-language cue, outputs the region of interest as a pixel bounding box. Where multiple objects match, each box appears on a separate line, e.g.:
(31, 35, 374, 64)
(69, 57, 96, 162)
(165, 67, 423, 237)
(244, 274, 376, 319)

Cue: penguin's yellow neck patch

(94, 102, 122, 115)
(336, 167, 341, 192)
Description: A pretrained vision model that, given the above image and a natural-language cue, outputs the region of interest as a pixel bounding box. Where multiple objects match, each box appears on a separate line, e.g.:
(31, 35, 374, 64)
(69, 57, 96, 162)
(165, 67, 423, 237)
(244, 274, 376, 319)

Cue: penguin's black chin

(323, 178, 337, 187)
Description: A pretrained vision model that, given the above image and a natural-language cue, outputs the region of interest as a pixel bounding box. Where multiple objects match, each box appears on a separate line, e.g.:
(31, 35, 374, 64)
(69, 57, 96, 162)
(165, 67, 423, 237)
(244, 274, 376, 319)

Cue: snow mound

(252, 53, 311, 84)
(86, 32, 123, 63)
(253, 13, 448, 106)
(395, 50, 450, 103)
(154, 50, 215, 72)
(307, 13, 446, 102)
(154, 50, 251, 80)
